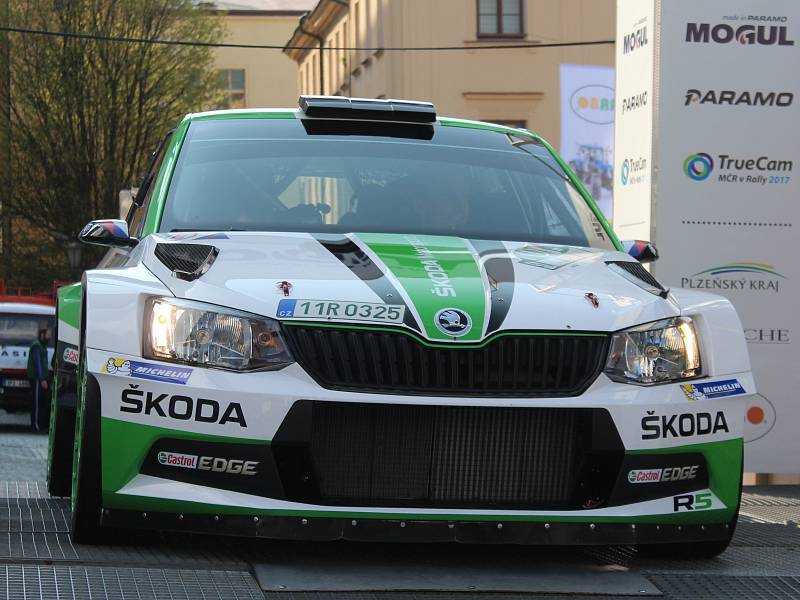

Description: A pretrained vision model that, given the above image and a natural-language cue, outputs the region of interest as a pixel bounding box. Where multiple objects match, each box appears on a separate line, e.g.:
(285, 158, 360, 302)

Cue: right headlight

(605, 317, 701, 385)
(143, 297, 293, 372)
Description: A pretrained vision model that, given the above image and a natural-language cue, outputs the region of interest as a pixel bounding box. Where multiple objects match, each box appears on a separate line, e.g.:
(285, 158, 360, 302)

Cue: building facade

(284, 0, 615, 147)
(212, 0, 317, 108)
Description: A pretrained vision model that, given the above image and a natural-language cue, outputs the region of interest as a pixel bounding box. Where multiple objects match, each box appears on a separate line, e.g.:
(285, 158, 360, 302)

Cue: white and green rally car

(48, 97, 753, 557)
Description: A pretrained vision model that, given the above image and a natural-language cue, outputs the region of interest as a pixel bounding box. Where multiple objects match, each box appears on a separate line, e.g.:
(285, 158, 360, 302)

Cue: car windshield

(0, 314, 54, 347)
(159, 118, 614, 249)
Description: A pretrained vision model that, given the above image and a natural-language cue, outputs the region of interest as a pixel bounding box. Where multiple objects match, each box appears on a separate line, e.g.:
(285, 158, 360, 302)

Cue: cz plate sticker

(277, 299, 405, 323)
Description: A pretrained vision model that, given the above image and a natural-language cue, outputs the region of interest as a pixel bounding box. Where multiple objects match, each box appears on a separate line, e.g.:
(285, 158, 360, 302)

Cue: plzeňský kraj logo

(683, 153, 714, 181)
(683, 152, 792, 184)
(620, 156, 646, 186)
(682, 263, 786, 294)
(685, 89, 793, 108)
(686, 17, 794, 46)
(569, 85, 615, 125)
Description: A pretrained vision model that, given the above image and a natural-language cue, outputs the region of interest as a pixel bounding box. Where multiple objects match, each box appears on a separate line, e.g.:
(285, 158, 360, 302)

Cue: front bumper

(88, 348, 749, 543)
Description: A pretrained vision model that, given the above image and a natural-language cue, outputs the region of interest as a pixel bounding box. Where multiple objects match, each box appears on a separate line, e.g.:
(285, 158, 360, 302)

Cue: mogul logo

(406, 236, 456, 298)
(745, 328, 790, 344)
(120, 385, 248, 427)
(684, 152, 792, 184)
(620, 157, 646, 186)
(621, 90, 647, 114)
(686, 18, 794, 46)
(569, 85, 615, 125)
(623, 24, 648, 54)
(685, 89, 794, 107)
(682, 263, 786, 294)
(641, 410, 729, 440)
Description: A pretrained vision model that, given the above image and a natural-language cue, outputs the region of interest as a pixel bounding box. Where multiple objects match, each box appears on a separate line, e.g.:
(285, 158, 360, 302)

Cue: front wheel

(637, 527, 735, 559)
(70, 352, 105, 544)
(47, 394, 76, 497)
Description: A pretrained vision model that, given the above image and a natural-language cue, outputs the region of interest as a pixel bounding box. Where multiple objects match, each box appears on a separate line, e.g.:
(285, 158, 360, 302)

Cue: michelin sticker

(277, 299, 405, 323)
(103, 357, 192, 385)
(681, 379, 745, 401)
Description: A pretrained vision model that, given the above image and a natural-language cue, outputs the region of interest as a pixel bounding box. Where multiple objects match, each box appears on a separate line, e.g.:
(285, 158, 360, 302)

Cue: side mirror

(78, 219, 138, 248)
(622, 240, 659, 264)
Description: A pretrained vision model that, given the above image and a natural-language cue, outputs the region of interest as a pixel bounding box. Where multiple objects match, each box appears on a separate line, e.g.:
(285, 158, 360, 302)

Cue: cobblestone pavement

(0, 410, 799, 599)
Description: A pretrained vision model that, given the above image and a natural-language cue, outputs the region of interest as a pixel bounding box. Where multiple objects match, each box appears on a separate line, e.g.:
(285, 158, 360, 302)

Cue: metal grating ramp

(647, 575, 800, 600)
(0, 565, 264, 600)
(0, 481, 47, 499)
(0, 497, 70, 532)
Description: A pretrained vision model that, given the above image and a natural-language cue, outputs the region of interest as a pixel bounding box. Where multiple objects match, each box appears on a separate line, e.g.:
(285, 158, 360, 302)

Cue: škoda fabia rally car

(48, 97, 753, 557)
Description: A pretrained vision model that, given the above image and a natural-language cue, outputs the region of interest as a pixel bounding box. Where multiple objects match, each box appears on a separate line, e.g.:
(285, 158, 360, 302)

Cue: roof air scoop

(299, 95, 437, 123)
(154, 243, 219, 282)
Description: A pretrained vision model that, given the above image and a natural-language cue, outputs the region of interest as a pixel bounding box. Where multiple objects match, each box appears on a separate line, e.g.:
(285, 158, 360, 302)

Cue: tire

(70, 347, 106, 545)
(47, 394, 76, 497)
(637, 521, 736, 559)
(639, 459, 743, 560)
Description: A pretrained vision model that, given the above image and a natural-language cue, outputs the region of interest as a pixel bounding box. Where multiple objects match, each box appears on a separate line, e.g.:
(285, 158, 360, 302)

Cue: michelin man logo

(104, 358, 132, 376)
(681, 384, 705, 402)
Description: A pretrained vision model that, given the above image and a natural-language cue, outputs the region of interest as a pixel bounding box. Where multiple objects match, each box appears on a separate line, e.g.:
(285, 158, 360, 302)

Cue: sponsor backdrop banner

(559, 64, 615, 219)
(615, 0, 800, 471)
(613, 0, 655, 241)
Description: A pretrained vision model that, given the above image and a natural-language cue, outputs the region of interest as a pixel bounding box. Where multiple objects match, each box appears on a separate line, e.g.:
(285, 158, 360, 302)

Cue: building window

(478, 0, 524, 37)
(218, 69, 246, 108)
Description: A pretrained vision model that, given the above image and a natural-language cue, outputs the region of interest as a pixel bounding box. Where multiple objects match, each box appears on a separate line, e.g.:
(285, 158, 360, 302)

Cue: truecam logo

(570, 85, 615, 124)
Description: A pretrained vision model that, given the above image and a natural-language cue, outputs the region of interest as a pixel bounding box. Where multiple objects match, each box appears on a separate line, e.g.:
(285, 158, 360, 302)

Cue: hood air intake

(155, 243, 219, 281)
(299, 95, 437, 123)
(606, 260, 668, 298)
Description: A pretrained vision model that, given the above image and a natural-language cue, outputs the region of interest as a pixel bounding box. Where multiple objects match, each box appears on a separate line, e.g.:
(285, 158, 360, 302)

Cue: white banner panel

(649, 1, 800, 471)
(612, 0, 655, 240)
(559, 64, 615, 219)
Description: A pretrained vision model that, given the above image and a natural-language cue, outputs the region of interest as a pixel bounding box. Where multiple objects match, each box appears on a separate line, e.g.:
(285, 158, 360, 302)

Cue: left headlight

(605, 317, 701, 385)
(143, 297, 293, 371)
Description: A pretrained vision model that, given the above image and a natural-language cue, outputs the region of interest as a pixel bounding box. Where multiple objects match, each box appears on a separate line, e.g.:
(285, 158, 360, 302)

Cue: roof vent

(606, 261, 668, 299)
(155, 243, 219, 281)
(299, 95, 437, 123)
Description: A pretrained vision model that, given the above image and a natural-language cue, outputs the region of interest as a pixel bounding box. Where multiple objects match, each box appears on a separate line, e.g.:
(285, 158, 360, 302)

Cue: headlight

(605, 317, 701, 385)
(143, 297, 293, 371)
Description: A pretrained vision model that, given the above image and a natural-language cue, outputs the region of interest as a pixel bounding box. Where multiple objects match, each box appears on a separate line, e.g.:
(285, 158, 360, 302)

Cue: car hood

(140, 231, 680, 340)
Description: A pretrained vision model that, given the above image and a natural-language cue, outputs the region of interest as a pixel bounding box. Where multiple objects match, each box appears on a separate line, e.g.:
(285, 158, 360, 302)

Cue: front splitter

(101, 507, 734, 545)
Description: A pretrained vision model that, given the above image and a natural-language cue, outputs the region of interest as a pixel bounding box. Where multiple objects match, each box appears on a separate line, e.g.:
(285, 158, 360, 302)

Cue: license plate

(3, 379, 29, 388)
(277, 299, 405, 324)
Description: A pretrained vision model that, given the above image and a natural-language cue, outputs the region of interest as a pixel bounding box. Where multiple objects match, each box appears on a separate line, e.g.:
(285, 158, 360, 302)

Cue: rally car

(48, 96, 753, 557)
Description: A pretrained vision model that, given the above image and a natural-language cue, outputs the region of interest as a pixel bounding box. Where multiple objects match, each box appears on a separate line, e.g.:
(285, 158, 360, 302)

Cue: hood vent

(155, 243, 219, 281)
(606, 260, 668, 299)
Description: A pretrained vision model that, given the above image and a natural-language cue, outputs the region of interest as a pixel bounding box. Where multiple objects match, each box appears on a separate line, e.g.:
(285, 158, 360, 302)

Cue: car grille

(273, 402, 614, 509)
(283, 325, 608, 397)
